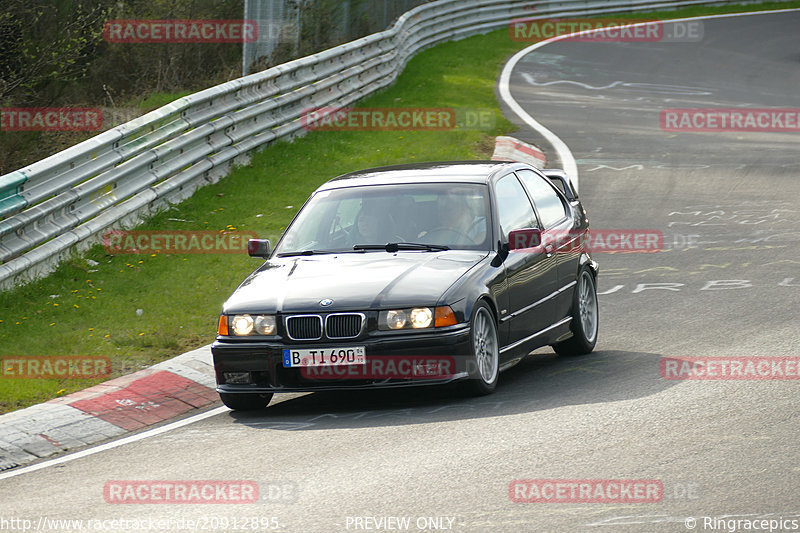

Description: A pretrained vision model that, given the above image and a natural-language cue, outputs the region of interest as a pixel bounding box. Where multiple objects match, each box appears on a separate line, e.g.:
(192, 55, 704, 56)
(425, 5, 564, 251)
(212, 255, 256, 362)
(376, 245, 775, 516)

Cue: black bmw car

(212, 161, 598, 410)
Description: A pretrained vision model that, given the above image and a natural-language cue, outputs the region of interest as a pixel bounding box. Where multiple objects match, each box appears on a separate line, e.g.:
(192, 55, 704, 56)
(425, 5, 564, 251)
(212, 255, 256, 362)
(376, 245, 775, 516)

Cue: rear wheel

(219, 392, 273, 411)
(464, 302, 500, 395)
(553, 267, 598, 356)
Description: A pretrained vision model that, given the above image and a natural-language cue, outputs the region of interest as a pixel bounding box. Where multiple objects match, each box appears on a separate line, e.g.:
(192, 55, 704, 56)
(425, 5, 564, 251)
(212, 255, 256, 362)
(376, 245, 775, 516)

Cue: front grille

(325, 313, 364, 339)
(285, 315, 323, 340)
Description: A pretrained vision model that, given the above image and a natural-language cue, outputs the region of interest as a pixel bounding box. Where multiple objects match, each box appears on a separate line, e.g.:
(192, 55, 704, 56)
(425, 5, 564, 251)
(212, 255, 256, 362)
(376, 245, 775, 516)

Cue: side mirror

(507, 228, 542, 251)
(247, 239, 271, 258)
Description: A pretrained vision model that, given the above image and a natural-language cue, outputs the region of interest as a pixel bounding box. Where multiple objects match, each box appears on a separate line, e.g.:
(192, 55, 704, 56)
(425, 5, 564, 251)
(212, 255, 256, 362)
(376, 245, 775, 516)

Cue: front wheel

(219, 392, 273, 411)
(552, 267, 598, 356)
(463, 302, 500, 395)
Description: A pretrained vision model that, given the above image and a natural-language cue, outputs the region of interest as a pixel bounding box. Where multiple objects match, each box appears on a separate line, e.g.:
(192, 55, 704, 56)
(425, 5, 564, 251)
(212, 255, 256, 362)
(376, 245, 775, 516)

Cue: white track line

(497, 8, 800, 195)
(0, 406, 229, 481)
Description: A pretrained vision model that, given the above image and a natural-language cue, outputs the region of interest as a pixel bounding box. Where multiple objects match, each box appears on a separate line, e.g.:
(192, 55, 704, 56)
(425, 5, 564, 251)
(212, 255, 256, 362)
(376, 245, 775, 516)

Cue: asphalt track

(1, 11, 799, 533)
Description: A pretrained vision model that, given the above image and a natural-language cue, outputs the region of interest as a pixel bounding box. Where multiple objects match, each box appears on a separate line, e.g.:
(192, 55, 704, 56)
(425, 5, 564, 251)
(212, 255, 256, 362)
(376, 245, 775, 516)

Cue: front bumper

(212, 325, 473, 393)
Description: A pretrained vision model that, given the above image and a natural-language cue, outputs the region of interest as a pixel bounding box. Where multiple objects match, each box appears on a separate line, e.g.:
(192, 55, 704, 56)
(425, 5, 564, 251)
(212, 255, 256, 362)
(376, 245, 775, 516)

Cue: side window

(495, 174, 537, 240)
(516, 169, 568, 228)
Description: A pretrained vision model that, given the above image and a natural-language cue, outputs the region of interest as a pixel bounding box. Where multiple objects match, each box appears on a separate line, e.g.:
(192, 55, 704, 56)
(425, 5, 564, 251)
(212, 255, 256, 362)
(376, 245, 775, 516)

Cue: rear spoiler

(542, 169, 578, 202)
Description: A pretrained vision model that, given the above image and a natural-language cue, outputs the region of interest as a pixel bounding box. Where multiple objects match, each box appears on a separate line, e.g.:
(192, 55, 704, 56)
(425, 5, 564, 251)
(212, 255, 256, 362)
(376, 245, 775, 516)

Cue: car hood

(222, 250, 489, 314)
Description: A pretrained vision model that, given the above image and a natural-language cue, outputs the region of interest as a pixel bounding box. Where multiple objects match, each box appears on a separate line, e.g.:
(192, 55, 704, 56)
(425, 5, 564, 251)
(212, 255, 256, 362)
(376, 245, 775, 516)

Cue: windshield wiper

(353, 242, 450, 252)
(276, 249, 365, 257)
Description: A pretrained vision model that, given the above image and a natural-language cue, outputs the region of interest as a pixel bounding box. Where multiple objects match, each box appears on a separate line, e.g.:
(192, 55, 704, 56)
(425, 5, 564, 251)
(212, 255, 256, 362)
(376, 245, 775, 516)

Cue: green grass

(133, 91, 196, 112)
(0, 1, 793, 414)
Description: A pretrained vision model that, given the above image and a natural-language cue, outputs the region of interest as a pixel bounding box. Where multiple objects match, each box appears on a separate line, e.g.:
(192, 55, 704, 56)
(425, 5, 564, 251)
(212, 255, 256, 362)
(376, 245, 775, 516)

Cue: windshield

(273, 182, 491, 255)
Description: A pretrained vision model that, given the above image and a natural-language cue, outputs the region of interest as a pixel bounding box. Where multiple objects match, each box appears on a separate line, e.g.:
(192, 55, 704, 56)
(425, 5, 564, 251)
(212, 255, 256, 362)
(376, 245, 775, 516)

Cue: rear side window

(495, 174, 537, 239)
(516, 169, 568, 228)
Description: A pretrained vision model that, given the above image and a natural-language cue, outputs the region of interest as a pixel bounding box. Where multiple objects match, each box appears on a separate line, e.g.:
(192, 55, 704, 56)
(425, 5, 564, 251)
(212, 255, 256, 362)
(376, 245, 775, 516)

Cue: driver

(432, 191, 486, 244)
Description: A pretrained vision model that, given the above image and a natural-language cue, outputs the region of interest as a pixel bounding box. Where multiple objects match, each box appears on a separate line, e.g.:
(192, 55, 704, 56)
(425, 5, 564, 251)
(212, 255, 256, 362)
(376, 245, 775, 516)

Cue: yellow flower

(88, 328, 94, 331)
(104, 334, 110, 338)
(74, 304, 79, 309)
(49, 323, 55, 326)
(54, 303, 59, 307)
(56, 389, 65, 395)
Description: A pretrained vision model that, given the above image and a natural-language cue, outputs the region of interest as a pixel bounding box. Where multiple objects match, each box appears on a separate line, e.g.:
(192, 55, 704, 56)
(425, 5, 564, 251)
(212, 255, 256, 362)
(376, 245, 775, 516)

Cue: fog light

(223, 372, 252, 384)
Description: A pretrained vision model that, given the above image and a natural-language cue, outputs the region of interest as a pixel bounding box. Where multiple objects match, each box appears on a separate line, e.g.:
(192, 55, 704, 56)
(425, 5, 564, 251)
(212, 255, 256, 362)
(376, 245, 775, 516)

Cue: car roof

(316, 160, 530, 190)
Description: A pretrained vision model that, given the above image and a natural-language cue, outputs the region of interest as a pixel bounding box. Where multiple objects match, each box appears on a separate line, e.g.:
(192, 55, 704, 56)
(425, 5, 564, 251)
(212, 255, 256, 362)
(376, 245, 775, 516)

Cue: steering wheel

(421, 226, 472, 244)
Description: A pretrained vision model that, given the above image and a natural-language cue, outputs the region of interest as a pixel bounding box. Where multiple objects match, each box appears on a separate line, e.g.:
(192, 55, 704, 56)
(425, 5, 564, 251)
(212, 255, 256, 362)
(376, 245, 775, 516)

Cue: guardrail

(0, 0, 747, 290)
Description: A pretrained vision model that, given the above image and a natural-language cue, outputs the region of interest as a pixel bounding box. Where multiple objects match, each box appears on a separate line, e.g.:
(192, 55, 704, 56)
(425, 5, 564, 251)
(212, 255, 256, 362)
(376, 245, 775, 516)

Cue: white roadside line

(0, 406, 229, 481)
(4, 7, 800, 484)
(497, 7, 800, 195)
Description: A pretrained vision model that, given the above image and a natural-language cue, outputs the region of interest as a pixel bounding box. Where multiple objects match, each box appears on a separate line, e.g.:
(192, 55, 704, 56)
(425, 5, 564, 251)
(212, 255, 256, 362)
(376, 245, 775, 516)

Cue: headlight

(254, 315, 276, 335)
(229, 314, 276, 336)
(385, 309, 407, 330)
(379, 307, 440, 330)
(231, 315, 254, 335)
(409, 307, 433, 328)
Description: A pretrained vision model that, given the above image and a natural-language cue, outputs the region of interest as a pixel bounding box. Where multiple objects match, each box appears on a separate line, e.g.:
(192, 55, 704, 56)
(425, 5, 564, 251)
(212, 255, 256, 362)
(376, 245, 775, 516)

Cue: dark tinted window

(495, 174, 537, 239)
(517, 169, 568, 228)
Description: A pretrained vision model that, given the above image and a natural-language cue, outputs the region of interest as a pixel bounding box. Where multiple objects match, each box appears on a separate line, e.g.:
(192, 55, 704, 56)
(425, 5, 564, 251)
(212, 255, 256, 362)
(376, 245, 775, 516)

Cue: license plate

(282, 347, 366, 368)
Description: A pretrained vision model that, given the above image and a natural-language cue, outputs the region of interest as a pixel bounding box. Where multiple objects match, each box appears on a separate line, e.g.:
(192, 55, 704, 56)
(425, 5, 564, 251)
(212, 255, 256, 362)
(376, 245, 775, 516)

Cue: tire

(552, 267, 598, 356)
(463, 302, 500, 395)
(219, 392, 273, 411)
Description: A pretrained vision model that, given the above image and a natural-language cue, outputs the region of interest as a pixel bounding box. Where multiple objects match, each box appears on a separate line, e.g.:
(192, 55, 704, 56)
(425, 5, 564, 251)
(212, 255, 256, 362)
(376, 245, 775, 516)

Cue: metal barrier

(0, 0, 746, 289)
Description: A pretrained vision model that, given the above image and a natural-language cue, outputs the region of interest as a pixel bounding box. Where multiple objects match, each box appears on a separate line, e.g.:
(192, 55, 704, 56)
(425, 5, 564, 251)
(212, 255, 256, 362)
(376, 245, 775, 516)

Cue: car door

(493, 173, 560, 350)
(516, 168, 577, 321)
